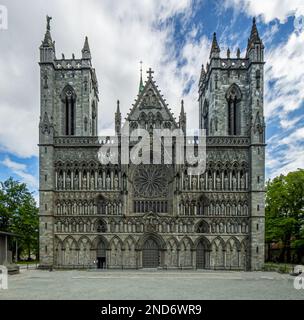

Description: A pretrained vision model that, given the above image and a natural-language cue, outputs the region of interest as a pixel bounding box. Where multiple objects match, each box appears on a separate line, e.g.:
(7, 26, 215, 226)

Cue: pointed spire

(181, 100, 185, 115)
(227, 48, 230, 58)
(138, 61, 144, 93)
(42, 15, 54, 48)
(116, 100, 120, 114)
(199, 64, 206, 83)
(82, 36, 91, 59)
(210, 32, 220, 59)
(249, 17, 262, 45)
(179, 100, 186, 133)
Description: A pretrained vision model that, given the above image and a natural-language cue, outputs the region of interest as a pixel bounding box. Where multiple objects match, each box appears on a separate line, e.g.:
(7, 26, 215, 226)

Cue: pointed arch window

(61, 85, 76, 135)
(226, 84, 242, 135)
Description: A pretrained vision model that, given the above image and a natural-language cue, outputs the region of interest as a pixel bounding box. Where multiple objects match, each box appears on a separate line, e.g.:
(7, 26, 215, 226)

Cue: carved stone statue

(232, 176, 237, 190)
(66, 175, 71, 190)
(192, 176, 197, 190)
(224, 176, 229, 190)
(58, 175, 63, 190)
(240, 175, 245, 190)
(98, 175, 102, 189)
(114, 175, 119, 190)
(184, 176, 189, 190)
(90, 176, 95, 190)
(82, 175, 87, 190)
(106, 175, 111, 190)
(208, 176, 213, 190)
(216, 176, 221, 190)
(74, 174, 79, 190)
(199, 175, 204, 190)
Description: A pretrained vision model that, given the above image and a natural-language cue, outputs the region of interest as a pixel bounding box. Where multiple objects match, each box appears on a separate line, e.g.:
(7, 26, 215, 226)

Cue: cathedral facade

(39, 17, 265, 270)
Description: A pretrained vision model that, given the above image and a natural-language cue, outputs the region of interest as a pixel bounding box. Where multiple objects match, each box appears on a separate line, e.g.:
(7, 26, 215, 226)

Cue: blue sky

(0, 0, 304, 203)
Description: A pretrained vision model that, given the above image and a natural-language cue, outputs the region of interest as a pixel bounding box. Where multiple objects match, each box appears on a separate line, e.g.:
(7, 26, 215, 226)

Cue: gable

(126, 73, 178, 129)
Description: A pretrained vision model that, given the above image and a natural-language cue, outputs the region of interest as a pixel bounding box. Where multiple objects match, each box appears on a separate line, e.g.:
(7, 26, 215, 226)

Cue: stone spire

(82, 36, 91, 59)
(199, 64, 206, 85)
(115, 100, 121, 135)
(138, 61, 144, 93)
(179, 100, 186, 133)
(249, 17, 262, 45)
(210, 32, 220, 59)
(41, 15, 54, 48)
(246, 17, 264, 61)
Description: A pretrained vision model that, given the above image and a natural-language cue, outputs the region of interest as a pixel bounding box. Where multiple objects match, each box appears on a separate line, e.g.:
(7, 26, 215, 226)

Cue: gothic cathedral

(39, 17, 265, 270)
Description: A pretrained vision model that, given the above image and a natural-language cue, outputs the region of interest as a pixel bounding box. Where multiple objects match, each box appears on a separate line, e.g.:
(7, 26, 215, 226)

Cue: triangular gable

(126, 71, 178, 128)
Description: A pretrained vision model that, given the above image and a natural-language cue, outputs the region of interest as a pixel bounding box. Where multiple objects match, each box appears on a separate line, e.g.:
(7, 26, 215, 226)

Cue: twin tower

(38, 16, 265, 271)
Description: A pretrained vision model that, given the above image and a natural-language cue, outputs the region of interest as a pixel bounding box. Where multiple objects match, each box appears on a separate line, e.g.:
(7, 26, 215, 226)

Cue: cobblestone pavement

(0, 269, 303, 300)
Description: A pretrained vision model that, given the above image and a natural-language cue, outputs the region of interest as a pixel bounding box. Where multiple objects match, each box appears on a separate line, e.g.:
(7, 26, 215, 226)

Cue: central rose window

(133, 165, 168, 198)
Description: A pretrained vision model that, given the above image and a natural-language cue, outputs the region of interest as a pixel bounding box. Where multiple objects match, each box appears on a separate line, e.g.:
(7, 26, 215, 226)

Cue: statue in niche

(90, 175, 95, 190)
(208, 176, 213, 190)
(98, 175, 102, 189)
(58, 175, 63, 190)
(216, 176, 221, 190)
(114, 175, 119, 190)
(184, 175, 189, 190)
(106, 175, 111, 190)
(199, 175, 204, 190)
(224, 175, 229, 190)
(82, 175, 87, 190)
(192, 176, 197, 190)
(232, 175, 237, 190)
(74, 174, 79, 190)
(73, 202, 77, 215)
(66, 175, 71, 190)
(240, 174, 246, 190)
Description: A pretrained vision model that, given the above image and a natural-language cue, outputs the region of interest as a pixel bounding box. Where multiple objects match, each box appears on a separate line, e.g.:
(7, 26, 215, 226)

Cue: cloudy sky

(0, 0, 304, 201)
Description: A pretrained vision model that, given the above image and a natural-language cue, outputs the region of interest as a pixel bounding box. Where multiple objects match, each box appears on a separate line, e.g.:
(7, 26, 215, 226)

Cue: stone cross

(147, 68, 154, 78)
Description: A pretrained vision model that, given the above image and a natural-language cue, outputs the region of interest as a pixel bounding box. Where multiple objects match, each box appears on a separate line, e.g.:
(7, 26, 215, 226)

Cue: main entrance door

(142, 238, 159, 268)
(96, 240, 106, 269)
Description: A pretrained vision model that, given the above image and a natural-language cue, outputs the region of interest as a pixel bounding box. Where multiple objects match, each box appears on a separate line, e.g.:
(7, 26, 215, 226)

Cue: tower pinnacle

(139, 61, 144, 93)
(82, 36, 91, 59)
(210, 32, 220, 59)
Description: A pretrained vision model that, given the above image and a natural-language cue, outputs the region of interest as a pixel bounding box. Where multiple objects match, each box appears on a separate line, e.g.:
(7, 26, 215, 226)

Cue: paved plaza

(0, 269, 303, 300)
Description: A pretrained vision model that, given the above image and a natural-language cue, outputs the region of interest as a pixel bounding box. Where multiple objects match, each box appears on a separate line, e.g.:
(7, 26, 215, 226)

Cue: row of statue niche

(179, 173, 247, 191)
(57, 173, 124, 190)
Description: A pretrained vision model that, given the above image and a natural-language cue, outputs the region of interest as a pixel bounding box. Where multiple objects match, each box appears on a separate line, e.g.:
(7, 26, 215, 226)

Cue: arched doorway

(96, 239, 106, 269)
(196, 238, 209, 269)
(142, 238, 159, 268)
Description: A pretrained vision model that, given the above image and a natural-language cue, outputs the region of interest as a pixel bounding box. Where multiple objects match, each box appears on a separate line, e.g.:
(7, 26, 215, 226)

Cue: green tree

(0, 177, 38, 260)
(265, 169, 304, 263)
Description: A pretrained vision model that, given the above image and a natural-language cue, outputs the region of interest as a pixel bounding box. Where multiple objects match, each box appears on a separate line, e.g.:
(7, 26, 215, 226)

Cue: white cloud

(0, 0, 210, 158)
(1, 156, 38, 188)
(265, 32, 304, 119)
(223, 0, 304, 23)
